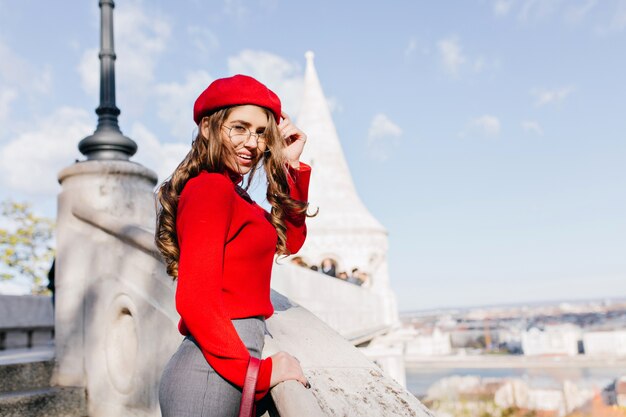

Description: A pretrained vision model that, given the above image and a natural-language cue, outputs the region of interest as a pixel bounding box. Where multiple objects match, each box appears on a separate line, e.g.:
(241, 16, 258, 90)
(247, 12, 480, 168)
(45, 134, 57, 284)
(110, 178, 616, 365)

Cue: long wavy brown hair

(155, 106, 313, 279)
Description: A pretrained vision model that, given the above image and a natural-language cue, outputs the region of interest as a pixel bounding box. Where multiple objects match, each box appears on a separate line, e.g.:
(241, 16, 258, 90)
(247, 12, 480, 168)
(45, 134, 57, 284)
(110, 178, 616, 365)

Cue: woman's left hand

(279, 111, 307, 168)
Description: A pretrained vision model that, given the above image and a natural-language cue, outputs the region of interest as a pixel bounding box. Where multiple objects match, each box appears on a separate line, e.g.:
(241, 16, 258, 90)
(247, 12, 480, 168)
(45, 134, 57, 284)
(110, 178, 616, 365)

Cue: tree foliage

(0, 200, 55, 293)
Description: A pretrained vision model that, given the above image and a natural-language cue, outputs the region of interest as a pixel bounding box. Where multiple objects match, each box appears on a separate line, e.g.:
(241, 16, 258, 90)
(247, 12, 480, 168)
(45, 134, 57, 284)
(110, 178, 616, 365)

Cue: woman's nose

(243, 135, 258, 149)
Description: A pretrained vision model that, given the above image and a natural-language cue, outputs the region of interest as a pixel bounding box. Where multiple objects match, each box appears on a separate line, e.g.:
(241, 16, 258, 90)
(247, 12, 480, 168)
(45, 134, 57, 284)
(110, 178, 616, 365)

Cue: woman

(156, 74, 313, 416)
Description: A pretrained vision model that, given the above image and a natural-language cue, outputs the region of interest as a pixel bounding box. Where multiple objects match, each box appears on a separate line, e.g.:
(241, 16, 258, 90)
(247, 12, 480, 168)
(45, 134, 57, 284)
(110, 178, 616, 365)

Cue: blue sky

(0, 0, 625, 311)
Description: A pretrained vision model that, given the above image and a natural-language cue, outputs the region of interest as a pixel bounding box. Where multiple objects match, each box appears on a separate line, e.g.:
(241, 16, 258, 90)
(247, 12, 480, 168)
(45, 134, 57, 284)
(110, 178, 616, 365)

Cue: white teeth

(238, 154, 252, 160)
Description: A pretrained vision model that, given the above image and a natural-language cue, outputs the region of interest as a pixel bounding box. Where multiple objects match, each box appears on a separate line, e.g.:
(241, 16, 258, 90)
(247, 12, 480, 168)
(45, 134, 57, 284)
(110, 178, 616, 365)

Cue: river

(405, 365, 626, 398)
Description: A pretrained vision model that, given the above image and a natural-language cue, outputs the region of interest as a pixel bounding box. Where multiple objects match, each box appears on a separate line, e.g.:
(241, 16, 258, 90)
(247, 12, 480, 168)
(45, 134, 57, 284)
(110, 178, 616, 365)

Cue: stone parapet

(0, 295, 54, 350)
(266, 291, 433, 416)
(0, 296, 53, 329)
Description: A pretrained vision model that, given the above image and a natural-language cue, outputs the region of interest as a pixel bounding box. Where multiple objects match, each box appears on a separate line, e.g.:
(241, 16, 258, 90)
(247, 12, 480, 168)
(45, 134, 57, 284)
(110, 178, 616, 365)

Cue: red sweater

(175, 162, 311, 402)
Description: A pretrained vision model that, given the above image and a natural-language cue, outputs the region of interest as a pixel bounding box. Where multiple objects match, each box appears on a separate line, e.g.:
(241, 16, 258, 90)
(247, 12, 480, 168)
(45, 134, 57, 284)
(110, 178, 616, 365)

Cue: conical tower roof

(297, 51, 385, 233)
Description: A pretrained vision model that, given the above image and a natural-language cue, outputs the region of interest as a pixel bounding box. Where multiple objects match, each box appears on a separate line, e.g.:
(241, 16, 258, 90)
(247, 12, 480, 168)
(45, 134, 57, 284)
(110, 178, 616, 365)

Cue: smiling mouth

(235, 152, 256, 166)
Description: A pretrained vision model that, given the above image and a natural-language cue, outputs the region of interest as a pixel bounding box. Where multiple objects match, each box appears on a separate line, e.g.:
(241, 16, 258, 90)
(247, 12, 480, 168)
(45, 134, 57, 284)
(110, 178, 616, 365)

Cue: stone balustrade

(0, 295, 54, 350)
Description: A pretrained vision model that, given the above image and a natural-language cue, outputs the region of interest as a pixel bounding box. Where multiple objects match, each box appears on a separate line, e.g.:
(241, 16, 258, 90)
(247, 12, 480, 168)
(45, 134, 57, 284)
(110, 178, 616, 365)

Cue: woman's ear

(200, 117, 210, 139)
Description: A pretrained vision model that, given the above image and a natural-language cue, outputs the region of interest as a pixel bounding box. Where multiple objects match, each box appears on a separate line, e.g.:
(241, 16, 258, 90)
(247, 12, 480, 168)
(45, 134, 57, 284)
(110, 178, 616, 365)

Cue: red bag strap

(238, 356, 261, 417)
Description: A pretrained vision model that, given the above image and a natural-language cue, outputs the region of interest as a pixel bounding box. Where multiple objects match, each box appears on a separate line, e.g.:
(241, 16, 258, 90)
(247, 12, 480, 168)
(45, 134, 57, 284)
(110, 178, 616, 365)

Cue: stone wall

(0, 295, 54, 349)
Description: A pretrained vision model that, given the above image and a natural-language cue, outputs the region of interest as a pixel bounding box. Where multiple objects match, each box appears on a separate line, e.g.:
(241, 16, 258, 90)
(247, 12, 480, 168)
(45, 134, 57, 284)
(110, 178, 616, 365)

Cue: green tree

(0, 200, 55, 294)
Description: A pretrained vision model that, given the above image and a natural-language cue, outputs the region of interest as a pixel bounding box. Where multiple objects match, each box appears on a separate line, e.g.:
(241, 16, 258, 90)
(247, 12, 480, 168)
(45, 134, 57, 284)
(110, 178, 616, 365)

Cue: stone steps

(0, 360, 54, 393)
(0, 351, 87, 417)
(0, 387, 87, 417)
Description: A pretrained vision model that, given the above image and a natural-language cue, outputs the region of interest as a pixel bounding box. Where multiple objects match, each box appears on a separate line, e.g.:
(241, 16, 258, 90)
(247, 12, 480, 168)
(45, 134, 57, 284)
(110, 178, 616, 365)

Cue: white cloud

(437, 37, 466, 76)
(258, 0, 279, 11)
(367, 113, 403, 161)
(494, 0, 600, 24)
(77, 0, 171, 117)
(368, 114, 403, 139)
(607, 0, 626, 32)
(470, 115, 501, 136)
(0, 107, 91, 197)
(404, 37, 430, 60)
(115, 1, 171, 83)
(0, 40, 52, 94)
(0, 104, 193, 198)
(188, 26, 220, 55)
(0, 39, 52, 125)
(494, 0, 516, 16)
(405, 37, 417, 59)
(227, 50, 304, 114)
(0, 88, 17, 121)
(35, 69, 52, 95)
(532, 86, 574, 106)
(594, 0, 626, 34)
(325, 97, 344, 114)
(130, 122, 190, 184)
(436, 37, 498, 77)
(473, 57, 486, 73)
(77, 47, 99, 97)
(519, 0, 564, 21)
(521, 120, 544, 135)
(224, 0, 250, 19)
(223, 0, 278, 17)
(566, 0, 598, 23)
(519, 0, 540, 20)
(155, 70, 213, 140)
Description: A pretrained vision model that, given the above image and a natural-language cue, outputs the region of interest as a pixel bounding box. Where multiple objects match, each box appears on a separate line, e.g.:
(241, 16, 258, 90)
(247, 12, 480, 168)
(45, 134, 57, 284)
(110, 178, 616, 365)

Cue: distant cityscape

(397, 297, 626, 417)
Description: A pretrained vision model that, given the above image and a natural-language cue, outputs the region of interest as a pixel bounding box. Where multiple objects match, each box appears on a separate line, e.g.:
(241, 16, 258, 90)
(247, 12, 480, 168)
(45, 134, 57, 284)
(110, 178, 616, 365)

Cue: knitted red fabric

(175, 163, 311, 402)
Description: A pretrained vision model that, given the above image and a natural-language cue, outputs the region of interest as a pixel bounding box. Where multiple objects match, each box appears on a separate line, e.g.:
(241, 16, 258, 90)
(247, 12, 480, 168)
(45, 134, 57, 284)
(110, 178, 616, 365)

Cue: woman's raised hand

(268, 351, 310, 389)
(279, 111, 307, 169)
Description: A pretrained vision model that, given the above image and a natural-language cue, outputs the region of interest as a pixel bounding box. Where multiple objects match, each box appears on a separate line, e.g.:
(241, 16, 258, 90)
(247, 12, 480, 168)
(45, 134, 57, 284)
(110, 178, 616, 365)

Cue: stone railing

(0, 295, 54, 350)
(54, 160, 432, 416)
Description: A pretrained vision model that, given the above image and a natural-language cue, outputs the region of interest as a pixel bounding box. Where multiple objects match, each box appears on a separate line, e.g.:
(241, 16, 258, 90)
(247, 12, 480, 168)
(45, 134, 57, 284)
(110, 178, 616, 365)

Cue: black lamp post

(78, 0, 137, 160)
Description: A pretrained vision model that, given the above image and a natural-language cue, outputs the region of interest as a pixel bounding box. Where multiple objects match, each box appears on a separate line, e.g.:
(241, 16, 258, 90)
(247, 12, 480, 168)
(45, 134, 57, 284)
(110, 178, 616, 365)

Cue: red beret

(193, 74, 282, 125)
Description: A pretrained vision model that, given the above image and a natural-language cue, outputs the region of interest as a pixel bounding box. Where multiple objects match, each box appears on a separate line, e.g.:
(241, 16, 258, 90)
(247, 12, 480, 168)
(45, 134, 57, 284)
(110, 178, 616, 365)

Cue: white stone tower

(295, 51, 398, 322)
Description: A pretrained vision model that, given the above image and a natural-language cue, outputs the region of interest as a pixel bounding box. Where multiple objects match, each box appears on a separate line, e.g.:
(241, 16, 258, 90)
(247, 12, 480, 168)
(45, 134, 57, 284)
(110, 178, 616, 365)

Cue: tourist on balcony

(290, 256, 308, 268)
(359, 271, 372, 288)
(156, 75, 314, 416)
(321, 257, 336, 277)
(347, 267, 361, 285)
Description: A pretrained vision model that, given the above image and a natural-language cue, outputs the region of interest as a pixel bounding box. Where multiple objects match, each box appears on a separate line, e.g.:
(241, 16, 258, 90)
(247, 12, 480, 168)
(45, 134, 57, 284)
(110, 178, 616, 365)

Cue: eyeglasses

(222, 124, 268, 150)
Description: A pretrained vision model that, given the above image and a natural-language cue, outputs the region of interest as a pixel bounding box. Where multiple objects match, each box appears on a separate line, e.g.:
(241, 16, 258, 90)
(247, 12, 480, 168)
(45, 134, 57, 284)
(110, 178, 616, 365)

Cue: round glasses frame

(221, 125, 268, 150)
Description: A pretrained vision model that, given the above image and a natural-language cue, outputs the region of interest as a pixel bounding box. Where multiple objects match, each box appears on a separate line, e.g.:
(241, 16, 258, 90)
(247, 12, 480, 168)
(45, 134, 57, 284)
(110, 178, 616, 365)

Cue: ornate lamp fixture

(78, 0, 137, 160)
